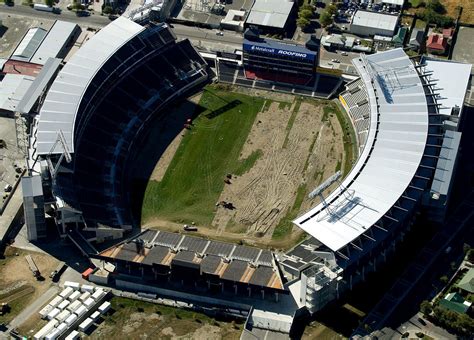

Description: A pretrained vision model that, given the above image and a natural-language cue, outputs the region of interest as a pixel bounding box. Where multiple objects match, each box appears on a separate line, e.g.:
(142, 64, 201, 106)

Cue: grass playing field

(142, 86, 265, 226)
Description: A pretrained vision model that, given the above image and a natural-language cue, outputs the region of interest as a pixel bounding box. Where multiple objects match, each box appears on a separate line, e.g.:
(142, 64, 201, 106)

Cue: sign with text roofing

(243, 41, 316, 62)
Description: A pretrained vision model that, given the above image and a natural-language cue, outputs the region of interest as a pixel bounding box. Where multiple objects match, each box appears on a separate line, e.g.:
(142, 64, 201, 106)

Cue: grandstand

(283, 48, 468, 314)
(25, 17, 208, 241)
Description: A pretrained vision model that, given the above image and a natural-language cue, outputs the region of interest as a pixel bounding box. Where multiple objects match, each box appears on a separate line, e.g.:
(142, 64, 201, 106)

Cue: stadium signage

(243, 42, 315, 62)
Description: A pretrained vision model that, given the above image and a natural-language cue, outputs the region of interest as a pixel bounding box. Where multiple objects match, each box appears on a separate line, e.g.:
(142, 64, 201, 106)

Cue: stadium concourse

(281, 48, 470, 316)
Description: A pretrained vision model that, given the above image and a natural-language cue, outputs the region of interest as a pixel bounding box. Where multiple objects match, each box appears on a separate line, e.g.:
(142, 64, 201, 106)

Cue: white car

(216, 31, 224, 36)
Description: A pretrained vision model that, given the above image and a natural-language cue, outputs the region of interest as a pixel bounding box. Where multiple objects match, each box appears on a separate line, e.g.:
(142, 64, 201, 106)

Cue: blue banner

(243, 42, 316, 62)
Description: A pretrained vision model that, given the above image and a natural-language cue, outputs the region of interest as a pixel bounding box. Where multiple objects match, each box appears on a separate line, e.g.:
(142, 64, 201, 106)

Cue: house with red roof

(442, 28, 454, 40)
(426, 33, 447, 54)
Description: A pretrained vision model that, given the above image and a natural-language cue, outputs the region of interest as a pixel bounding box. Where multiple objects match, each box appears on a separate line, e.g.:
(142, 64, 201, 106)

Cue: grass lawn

(92, 297, 243, 339)
(142, 86, 265, 226)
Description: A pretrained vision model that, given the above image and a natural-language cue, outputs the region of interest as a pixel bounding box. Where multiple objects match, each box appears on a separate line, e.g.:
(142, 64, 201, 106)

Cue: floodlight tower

(308, 171, 354, 219)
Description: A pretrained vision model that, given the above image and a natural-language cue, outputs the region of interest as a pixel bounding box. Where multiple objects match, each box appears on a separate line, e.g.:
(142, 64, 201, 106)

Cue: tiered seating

(339, 78, 371, 149)
(55, 25, 207, 228)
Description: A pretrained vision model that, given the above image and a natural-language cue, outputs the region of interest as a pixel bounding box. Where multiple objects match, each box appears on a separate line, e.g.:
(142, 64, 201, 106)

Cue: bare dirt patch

(0, 247, 59, 324)
(212, 98, 345, 244)
(441, 0, 474, 24)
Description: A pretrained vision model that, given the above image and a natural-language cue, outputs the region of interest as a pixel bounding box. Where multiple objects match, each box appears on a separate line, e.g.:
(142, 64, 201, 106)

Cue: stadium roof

(351, 10, 398, 32)
(11, 27, 48, 63)
(36, 17, 145, 155)
(0, 74, 35, 112)
(16, 58, 62, 114)
(381, 0, 404, 5)
(30, 20, 79, 65)
(422, 58, 471, 117)
(293, 48, 429, 251)
(245, 0, 294, 29)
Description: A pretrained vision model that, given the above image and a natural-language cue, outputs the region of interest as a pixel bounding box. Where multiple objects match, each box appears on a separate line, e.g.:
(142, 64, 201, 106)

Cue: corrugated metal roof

(0, 73, 35, 112)
(422, 58, 471, 117)
(22, 175, 44, 197)
(30, 20, 79, 65)
(11, 27, 48, 62)
(351, 10, 398, 31)
(245, 0, 294, 29)
(16, 58, 62, 114)
(36, 17, 145, 155)
(430, 130, 461, 197)
(294, 48, 429, 251)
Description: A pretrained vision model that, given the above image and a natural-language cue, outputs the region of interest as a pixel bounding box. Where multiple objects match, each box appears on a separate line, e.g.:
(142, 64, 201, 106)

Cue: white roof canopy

(294, 49, 429, 251)
(36, 17, 144, 155)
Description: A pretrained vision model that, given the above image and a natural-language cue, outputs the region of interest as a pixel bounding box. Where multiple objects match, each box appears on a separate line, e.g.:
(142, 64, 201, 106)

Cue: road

(0, 5, 244, 49)
(2, 285, 59, 333)
(394, 313, 455, 340)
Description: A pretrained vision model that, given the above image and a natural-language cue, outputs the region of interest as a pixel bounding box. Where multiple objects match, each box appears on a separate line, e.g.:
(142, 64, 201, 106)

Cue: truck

(50, 261, 67, 282)
(33, 4, 60, 13)
(25, 255, 41, 279)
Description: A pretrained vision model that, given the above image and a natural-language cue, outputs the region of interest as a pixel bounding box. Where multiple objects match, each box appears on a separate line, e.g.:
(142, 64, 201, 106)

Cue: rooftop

(97, 230, 283, 290)
(293, 48, 429, 251)
(351, 10, 399, 31)
(456, 268, 474, 294)
(245, 0, 294, 29)
(10, 27, 48, 63)
(35, 17, 145, 155)
(426, 34, 447, 51)
(0, 74, 35, 112)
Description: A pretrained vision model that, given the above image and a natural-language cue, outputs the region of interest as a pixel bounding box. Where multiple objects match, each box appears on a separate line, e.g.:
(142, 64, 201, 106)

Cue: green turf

(142, 87, 265, 226)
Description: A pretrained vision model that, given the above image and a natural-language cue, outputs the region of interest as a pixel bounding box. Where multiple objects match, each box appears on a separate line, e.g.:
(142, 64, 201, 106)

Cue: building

(426, 33, 447, 54)
(409, 28, 424, 51)
(392, 27, 408, 47)
(0, 74, 34, 114)
(10, 27, 48, 63)
(439, 292, 472, 314)
(25, 17, 208, 241)
(21, 175, 46, 241)
(456, 268, 474, 294)
(221, 10, 245, 32)
(282, 48, 471, 313)
(242, 37, 318, 86)
(350, 10, 399, 37)
(30, 20, 80, 65)
(244, 0, 296, 36)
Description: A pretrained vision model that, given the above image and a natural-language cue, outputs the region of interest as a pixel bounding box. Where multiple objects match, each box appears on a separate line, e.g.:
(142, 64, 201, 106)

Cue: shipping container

(65, 330, 80, 340)
(79, 291, 91, 302)
(82, 268, 95, 280)
(78, 317, 94, 332)
(68, 291, 81, 302)
(45, 328, 60, 340)
(81, 284, 94, 293)
(83, 297, 95, 309)
(57, 299, 70, 311)
(56, 322, 67, 336)
(90, 310, 101, 322)
(64, 281, 80, 290)
(91, 289, 105, 300)
(48, 296, 63, 308)
(33, 319, 58, 340)
(66, 300, 82, 312)
(47, 307, 60, 320)
(39, 304, 54, 318)
(59, 287, 74, 299)
(98, 301, 111, 314)
(65, 313, 78, 326)
(75, 305, 87, 317)
(56, 309, 70, 323)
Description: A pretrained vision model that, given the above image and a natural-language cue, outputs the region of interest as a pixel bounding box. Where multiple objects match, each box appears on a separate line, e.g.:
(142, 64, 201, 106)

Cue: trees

(44, 0, 54, 7)
(297, 17, 311, 31)
(103, 5, 113, 14)
(420, 300, 432, 316)
(319, 11, 333, 27)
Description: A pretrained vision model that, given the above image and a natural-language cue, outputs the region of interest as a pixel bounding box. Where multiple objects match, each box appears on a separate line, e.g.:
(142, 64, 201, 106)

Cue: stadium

(20, 16, 471, 336)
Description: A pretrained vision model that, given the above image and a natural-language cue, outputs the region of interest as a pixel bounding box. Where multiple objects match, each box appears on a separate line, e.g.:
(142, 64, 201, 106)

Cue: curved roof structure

(36, 17, 144, 155)
(294, 48, 429, 251)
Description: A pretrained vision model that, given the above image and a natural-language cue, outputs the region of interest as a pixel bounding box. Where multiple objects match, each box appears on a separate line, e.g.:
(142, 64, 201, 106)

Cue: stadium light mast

(308, 171, 354, 219)
(46, 130, 72, 180)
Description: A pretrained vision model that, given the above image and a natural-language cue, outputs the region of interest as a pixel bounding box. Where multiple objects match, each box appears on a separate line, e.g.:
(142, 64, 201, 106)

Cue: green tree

(319, 11, 333, 27)
(297, 17, 311, 31)
(72, 0, 82, 10)
(44, 0, 54, 6)
(103, 5, 113, 14)
(426, 0, 446, 14)
(420, 300, 432, 316)
(299, 9, 313, 19)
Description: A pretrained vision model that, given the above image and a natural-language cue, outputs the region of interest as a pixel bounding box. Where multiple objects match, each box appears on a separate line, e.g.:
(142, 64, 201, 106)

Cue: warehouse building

(350, 10, 399, 37)
(244, 0, 296, 36)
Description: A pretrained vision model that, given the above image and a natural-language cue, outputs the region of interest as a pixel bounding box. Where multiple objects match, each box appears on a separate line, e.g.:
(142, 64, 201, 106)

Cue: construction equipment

(25, 255, 41, 279)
